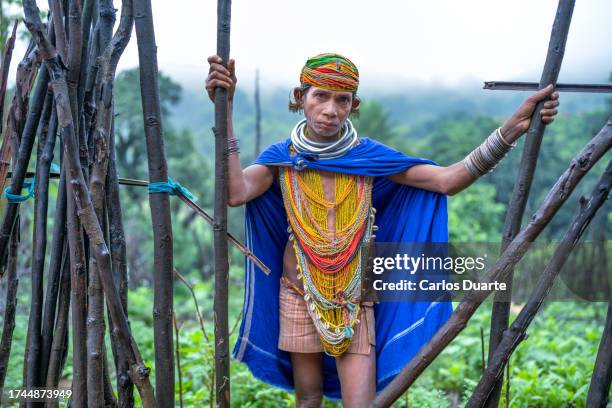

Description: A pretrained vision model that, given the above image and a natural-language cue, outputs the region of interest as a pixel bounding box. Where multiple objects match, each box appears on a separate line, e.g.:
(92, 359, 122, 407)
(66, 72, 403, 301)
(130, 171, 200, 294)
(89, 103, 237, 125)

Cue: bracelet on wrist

(227, 137, 240, 155)
(463, 127, 516, 178)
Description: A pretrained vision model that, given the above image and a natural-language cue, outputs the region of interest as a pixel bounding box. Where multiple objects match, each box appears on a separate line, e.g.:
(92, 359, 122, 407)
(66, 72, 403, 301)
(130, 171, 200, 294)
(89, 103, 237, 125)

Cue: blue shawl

(232, 137, 453, 399)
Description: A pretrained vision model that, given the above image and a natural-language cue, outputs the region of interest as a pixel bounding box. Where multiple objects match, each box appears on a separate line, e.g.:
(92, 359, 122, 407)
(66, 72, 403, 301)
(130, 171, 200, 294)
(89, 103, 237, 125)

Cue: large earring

(288, 89, 304, 114)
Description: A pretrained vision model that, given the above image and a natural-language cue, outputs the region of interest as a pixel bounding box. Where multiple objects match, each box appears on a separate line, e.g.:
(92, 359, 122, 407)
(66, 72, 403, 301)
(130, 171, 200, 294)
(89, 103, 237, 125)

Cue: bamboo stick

(0, 66, 49, 277)
(0, 21, 18, 137)
(132, 0, 175, 405)
(106, 121, 135, 408)
(22, 89, 54, 401)
(487, 1, 575, 406)
(173, 313, 184, 408)
(77, 0, 95, 115)
(254, 68, 261, 157)
(49, 0, 68, 62)
(0, 214, 19, 396)
(0, 40, 38, 243)
(213, 0, 232, 405)
(102, 340, 119, 408)
(483, 81, 612, 93)
(86, 0, 119, 403)
(40, 105, 64, 383)
(66, 158, 89, 408)
(44, 244, 71, 398)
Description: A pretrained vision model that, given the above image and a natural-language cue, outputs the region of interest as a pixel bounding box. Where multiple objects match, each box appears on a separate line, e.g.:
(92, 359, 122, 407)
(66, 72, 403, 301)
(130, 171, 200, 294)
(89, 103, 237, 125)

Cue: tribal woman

(204, 53, 559, 407)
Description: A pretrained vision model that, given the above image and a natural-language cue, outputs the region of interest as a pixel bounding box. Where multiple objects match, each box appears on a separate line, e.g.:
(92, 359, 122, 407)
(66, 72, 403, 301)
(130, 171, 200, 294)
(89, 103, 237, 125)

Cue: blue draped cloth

(232, 137, 453, 399)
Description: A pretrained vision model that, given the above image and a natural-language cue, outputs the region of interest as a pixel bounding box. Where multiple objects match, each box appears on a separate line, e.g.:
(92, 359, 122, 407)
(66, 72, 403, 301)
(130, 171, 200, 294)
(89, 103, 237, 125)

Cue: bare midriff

(282, 169, 336, 291)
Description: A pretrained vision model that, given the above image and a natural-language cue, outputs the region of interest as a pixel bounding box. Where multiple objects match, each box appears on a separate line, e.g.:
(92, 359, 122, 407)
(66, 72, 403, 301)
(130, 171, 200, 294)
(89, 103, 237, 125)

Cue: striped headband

(299, 53, 359, 93)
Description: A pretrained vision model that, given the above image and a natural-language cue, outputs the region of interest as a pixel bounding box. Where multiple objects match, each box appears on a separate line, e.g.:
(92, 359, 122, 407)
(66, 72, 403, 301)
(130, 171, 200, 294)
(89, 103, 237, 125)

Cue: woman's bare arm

(206, 55, 276, 207)
(388, 85, 560, 195)
(387, 162, 473, 196)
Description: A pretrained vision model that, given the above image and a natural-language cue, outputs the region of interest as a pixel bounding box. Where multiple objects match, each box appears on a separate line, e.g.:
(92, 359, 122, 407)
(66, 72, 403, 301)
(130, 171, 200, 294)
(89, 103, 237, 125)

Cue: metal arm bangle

(463, 127, 516, 177)
(227, 137, 240, 155)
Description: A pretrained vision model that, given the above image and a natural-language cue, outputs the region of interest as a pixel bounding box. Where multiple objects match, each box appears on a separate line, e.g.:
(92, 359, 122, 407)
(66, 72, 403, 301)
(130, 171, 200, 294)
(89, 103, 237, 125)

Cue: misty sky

(11, 0, 612, 91)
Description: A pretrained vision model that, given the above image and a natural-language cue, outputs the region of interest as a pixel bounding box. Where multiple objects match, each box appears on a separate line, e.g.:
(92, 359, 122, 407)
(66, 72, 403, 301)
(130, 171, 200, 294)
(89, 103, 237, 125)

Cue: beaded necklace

(280, 161, 376, 356)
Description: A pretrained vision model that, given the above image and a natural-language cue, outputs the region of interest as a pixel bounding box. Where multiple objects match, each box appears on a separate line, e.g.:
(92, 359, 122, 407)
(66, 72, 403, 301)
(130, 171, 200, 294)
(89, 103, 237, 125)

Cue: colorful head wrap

(299, 53, 359, 94)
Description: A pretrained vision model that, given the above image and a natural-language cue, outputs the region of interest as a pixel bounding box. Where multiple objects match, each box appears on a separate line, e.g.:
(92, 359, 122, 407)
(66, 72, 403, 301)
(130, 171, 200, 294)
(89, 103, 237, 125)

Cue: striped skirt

(278, 277, 376, 355)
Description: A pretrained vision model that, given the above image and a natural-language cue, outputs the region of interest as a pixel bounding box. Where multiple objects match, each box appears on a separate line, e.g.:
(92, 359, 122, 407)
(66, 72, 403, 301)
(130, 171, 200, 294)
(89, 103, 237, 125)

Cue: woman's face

(295, 86, 360, 140)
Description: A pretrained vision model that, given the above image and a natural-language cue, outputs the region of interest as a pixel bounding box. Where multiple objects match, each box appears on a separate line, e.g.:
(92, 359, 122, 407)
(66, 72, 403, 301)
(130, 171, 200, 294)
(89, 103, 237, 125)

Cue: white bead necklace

(290, 118, 358, 160)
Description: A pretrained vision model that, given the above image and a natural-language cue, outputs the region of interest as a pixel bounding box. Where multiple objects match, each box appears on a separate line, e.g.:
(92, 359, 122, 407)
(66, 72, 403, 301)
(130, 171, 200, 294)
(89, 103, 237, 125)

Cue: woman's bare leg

(291, 352, 324, 408)
(335, 347, 376, 408)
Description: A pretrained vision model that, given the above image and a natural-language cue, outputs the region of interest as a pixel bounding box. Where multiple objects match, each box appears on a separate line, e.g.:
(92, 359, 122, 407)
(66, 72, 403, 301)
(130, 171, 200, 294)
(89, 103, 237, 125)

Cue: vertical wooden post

(86, 1, 117, 405)
(132, 0, 175, 406)
(39, 105, 63, 386)
(254, 68, 261, 158)
(106, 122, 135, 408)
(486, 1, 575, 406)
(23, 88, 54, 407)
(20, 68, 51, 406)
(213, 0, 232, 406)
(0, 65, 49, 276)
(0, 220, 18, 396)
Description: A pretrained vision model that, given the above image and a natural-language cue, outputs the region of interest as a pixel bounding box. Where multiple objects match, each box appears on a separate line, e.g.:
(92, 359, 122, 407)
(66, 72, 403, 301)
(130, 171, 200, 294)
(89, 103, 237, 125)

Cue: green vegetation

(1, 282, 609, 407)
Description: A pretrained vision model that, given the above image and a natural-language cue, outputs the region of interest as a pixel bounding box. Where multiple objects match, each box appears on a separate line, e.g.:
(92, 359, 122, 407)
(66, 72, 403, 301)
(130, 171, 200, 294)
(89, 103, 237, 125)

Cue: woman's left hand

(500, 84, 560, 143)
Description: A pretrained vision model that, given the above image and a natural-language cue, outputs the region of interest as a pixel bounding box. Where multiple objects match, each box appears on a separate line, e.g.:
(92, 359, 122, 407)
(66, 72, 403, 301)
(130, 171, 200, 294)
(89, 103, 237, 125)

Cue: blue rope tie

(147, 176, 198, 202)
(4, 176, 36, 203)
(50, 162, 61, 173)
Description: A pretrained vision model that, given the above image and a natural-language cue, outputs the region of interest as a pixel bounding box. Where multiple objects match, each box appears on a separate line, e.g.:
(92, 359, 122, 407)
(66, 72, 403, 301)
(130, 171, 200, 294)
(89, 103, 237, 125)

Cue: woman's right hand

(205, 55, 237, 103)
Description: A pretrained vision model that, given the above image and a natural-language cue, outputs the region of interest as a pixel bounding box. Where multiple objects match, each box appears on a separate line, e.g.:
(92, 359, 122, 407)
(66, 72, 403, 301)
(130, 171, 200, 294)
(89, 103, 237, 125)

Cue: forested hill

(169, 81, 610, 159)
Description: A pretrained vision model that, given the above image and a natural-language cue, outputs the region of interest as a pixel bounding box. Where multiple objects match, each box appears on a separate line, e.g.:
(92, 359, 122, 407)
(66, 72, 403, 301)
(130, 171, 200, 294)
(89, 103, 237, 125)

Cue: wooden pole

(106, 105, 135, 408)
(1, 41, 38, 199)
(86, 0, 119, 404)
(66, 144, 90, 408)
(483, 81, 612, 93)
(22, 88, 54, 403)
(213, 0, 232, 406)
(20, 68, 51, 405)
(487, 1, 575, 406)
(44, 243, 71, 392)
(39, 104, 63, 384)
(0, 22, 19, 203)
(132, 0, 175, 405)
(586, 302, 612, 407)
(0, 65, 49, 277)
(0, 222, 18, 396)
(372, 118, 612, 407)
(254, 68, 261, 157)
(466, 159, 612, 407)
(0, 21, 18, 137)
